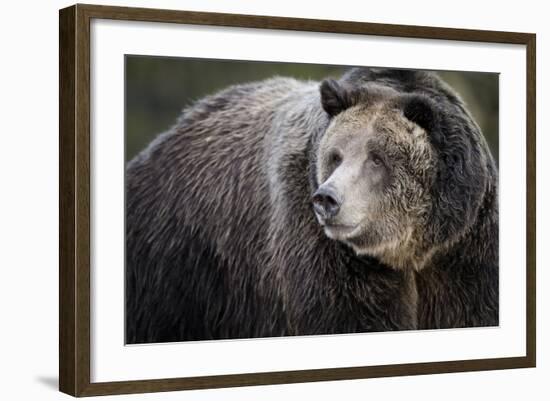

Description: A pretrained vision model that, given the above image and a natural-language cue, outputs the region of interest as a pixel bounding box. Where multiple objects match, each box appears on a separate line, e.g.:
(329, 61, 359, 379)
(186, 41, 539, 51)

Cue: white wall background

(0, 0, 546, 399)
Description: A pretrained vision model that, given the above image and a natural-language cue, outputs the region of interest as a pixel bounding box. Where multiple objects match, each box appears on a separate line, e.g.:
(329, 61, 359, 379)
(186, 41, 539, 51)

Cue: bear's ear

(402, 95, 439, 134)
(320, 79, 354, 117)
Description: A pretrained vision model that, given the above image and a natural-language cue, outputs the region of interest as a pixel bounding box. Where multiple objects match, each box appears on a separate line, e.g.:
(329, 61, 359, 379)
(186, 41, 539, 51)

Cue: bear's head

(312, 70, 493, 270)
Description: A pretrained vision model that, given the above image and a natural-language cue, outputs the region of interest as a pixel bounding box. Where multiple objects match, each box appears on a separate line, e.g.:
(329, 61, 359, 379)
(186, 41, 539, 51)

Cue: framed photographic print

(59, 3, 536, 397)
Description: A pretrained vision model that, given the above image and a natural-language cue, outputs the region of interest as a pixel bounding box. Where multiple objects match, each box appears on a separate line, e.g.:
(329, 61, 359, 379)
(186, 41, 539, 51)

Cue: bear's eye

(329, 151, 342, 167)
(369, 153, 384, 167)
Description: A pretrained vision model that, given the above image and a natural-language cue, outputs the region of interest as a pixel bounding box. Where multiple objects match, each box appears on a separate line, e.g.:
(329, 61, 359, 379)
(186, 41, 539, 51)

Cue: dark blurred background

(125, 56, 498, 163)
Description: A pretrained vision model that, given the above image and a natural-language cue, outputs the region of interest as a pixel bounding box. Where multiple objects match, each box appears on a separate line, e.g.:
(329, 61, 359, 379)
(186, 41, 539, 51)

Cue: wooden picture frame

(59, 3, 536, 397)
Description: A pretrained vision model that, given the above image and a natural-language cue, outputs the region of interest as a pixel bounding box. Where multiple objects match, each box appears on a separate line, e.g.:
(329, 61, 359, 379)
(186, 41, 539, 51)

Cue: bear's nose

(312, 187, 341, 220)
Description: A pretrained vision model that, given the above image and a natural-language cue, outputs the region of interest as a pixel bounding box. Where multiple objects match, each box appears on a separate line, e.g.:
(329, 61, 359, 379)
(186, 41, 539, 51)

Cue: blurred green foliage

(125, 56, 498, 164)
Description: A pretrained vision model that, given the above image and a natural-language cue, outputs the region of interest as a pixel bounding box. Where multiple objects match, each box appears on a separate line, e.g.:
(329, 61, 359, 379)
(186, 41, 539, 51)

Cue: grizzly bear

(125, 67, 498, 344)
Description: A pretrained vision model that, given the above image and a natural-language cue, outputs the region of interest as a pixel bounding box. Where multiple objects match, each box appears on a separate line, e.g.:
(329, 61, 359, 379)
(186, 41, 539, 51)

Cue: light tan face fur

(315, 102, 436, 270)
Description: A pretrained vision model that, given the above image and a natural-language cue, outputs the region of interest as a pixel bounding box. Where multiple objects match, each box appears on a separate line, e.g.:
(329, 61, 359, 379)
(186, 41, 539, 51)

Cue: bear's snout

(312, 186, 341, 221)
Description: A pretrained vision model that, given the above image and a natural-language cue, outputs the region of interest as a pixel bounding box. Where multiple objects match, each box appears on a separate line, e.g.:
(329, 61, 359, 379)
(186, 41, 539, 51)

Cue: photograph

(124, 57, 500, 345)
